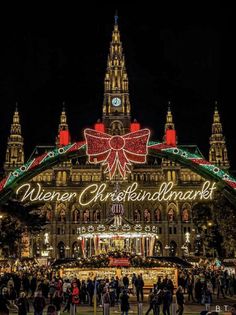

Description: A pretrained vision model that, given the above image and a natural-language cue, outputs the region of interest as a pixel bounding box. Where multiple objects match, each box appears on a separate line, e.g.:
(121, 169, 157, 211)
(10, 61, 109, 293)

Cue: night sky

(0, 2, 235, 168)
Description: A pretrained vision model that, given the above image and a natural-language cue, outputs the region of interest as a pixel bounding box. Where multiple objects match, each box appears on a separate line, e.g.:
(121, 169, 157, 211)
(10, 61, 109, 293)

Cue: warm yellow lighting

(16, 180, 216, 205)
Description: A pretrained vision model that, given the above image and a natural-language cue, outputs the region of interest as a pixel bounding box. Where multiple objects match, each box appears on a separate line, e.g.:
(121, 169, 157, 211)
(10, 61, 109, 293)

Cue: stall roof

(148, 256, 192, 268)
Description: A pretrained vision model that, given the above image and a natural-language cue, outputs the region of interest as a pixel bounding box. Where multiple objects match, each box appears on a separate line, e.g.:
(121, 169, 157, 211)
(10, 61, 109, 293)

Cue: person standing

(176, 286, 184, 315)
(52, 290, 63, 315)
(123, 275, 129, 290)
(33, 291, 46, 315)
(135, 275, 144, 302)
(120, 289, 130, 315)
(162, 287, 172, 315)
(70, 282, 79, 315)
(30, 275, 37, 297)
(102, 288, 111, 315)
(16, 292, 29, 315)
(187, 277, 195, 302)
(145, 289, 155, 315)
(131, 273, 137, 295)
(0, 287, 11, 315)
(87, 278, 94, 306)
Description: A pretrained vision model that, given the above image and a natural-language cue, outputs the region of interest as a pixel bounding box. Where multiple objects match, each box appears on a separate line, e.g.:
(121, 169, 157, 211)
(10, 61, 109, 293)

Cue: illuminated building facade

(2, 16, 230, 260)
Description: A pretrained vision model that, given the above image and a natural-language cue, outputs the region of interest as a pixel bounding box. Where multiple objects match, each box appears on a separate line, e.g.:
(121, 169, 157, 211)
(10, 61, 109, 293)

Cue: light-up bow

(84, 128, 150, 179)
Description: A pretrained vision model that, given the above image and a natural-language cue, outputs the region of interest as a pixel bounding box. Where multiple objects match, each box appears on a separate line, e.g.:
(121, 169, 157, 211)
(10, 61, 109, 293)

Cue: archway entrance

(1, 139, 236, 205)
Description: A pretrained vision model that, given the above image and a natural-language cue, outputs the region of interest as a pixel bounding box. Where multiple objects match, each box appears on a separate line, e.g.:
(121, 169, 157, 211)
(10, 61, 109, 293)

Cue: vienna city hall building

(1, 18, 230, 262)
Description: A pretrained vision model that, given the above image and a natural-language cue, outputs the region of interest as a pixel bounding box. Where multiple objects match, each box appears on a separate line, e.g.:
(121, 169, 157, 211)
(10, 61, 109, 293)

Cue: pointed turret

(56, 104, 70, 146)
(209, 102, 229, 168)
(102, 13, 131, 135)
(162, 102, 177, 169)
(4, 104, 24, 172)
(163, 102, 177, 145)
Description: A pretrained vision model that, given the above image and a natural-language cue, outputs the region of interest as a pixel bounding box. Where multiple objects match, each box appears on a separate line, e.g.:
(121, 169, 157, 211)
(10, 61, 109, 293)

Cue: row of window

(55, 226, 191, 235)
(33, 171, 202, 183)
(44, 207, 191, 223)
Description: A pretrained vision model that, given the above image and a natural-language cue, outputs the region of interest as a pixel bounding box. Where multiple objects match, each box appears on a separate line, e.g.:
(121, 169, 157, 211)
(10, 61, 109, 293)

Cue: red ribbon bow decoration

(84, 128, 150, 179)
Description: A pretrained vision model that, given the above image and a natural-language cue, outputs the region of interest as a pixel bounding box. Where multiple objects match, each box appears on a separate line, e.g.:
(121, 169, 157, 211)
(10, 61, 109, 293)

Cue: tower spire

(162, 102, 177, 167)
(114, 10, 118, 25)
(56, 104, 70, 146)
(4, 105, 24, 172)
(164, 101, 175, 132)
(163, 101, 177, 144)
(102, 15, 131, 135)
(209, 102, 230, 168)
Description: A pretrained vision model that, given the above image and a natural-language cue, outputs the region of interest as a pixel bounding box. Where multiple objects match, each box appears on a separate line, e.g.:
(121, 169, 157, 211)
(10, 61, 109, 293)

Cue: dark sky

(0, 2, 235, 168)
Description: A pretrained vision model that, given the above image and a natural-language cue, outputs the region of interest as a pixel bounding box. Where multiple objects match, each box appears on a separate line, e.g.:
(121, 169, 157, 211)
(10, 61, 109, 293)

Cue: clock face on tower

(112, 97, 122, 107)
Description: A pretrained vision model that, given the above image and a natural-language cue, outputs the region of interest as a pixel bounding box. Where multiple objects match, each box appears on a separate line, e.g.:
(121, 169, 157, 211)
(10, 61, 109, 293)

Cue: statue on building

(144, 209, 151, 222)
(154, 208, 161, 222)
(182, 208, 189, 222)
(134, 209, 141, 222)
(168, 208, 174, 222)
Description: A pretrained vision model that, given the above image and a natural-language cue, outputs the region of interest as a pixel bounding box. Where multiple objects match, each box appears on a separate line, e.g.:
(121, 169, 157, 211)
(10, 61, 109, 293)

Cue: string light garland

(1, 132, 236, 203)
(51, 250, 186, 270)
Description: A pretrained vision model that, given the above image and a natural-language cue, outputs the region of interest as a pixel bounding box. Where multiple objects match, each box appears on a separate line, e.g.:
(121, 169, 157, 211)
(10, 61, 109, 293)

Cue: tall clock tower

(102, 14, 131, 135)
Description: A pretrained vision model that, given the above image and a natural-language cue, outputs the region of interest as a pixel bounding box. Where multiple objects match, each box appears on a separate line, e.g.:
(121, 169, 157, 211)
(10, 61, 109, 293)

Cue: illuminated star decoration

(84, 129, 150, 179)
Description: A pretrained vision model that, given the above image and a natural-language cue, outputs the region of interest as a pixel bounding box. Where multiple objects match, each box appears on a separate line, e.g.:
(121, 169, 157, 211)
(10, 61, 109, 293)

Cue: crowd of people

(0, 266, 236, 315)
(178, 267, 236, 305)
(0, 271, 145, 315)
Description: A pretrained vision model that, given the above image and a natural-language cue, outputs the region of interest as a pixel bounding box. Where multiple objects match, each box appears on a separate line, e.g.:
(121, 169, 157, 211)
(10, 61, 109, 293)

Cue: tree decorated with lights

(0, 200, 45, 258)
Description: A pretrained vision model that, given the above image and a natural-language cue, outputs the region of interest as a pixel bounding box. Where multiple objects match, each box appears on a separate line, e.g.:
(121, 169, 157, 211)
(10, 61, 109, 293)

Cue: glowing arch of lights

(0, 138, 236, 205)
(0, 141, 86, 203)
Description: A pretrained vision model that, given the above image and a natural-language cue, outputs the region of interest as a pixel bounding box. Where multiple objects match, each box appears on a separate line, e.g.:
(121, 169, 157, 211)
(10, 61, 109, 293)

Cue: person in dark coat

(135, 275, 144, 302)
(30, 276, 37, 297)
(123, 275, 129, 290)
(120, 289, 130, 315)
(176, 286, 184, 315)
(0, 287, 11, 315)
(22, 276, 30, 296)
(16, 292, 29, 315)
(195, 278, 202, 304)
(52, 290, 63, 314)
(162, 287, 172, 315)
(145, 289, 155, 315)
(33, 291, 46, 315)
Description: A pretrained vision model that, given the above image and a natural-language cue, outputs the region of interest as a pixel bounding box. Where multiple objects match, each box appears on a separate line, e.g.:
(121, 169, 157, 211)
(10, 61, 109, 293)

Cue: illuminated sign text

(16, 181, 216, 205)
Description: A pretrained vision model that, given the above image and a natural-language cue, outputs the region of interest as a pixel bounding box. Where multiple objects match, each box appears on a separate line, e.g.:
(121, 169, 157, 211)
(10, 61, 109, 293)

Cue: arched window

(144, 209, 151, 222)
(72, 209, 79, 222)
(72, 241, 80, 258)
(182, 207, 190, 222)
(154, 241, 163, 256)
(168, 208, 175, 222)
(57, 203, 66, 222)
(83, 209, 90, 223)
(58, 242, 65, 259)
(154, 208, 161, 222)
(41, 203, 52, 222)
(134, 209, 141, 222)
(93, 209, 101, 222)
(169, 240, 177, 257)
